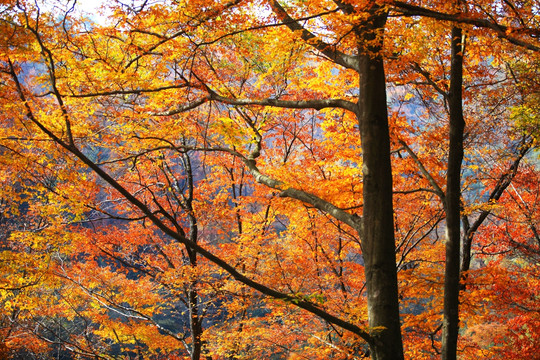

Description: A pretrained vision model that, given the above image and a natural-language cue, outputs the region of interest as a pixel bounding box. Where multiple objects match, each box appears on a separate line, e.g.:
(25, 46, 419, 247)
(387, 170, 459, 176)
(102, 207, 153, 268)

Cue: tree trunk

(188, 248, 204, 360)
(442, 26, 465, 360)
(356, 9, 404, 360)
(184, 153, 205, 360)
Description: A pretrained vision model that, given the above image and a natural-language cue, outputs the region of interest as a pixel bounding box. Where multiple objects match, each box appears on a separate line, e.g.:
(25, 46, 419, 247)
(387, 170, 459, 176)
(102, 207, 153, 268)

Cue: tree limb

(268, 0, 360, 71)
(398, 139, 445, 201)
(210, 92, 357, 113)
(390, 1, 540, 52)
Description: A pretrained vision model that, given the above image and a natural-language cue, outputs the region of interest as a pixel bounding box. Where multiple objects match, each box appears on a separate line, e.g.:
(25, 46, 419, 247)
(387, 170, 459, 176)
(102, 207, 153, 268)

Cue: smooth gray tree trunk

(356, 9, 405, 360)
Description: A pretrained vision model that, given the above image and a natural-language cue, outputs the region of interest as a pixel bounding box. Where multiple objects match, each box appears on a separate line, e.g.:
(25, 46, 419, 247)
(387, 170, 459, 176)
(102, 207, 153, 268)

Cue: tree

(1, 0, 539, 359)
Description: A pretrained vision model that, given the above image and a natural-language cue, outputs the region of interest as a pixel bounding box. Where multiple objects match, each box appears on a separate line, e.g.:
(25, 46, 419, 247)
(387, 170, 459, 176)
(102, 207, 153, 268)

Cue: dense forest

(0, 0, 539, 359)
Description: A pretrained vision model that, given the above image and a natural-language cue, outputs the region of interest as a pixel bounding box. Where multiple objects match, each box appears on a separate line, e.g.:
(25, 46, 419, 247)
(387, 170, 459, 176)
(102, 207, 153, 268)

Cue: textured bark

(442, 26, 465, 360)
(356, 9, 404, 360)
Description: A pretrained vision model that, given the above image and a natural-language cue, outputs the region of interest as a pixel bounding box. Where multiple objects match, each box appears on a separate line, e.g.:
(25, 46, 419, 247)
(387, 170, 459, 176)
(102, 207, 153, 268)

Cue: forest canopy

(0, 0, 539, 359)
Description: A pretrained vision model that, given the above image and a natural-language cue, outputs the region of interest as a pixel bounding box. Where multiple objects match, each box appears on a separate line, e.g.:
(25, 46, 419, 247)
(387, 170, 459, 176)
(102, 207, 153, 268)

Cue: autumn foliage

(0, 0, 539, 359)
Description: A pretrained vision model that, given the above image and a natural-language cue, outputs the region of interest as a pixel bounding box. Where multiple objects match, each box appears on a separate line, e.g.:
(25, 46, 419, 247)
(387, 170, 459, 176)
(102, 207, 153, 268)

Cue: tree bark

(183, 153, 205, 360)
(356, 8, 404, 360)
(442, 26, 465, 360)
